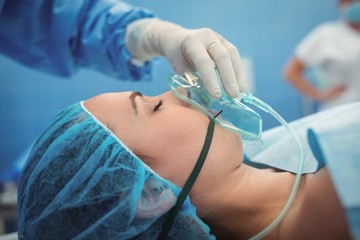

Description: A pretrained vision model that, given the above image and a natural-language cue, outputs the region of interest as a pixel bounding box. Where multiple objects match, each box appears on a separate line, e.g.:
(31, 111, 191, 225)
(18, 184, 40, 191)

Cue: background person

(283, 0, 360, 111)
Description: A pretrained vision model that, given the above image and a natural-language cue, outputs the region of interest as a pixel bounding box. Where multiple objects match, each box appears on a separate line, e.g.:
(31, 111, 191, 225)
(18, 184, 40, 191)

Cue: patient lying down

(17, 90, 356, 239)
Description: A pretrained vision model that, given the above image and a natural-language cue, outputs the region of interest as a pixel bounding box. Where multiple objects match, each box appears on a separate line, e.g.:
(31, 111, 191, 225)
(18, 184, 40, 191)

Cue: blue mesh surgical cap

(17, 102, 215, 240)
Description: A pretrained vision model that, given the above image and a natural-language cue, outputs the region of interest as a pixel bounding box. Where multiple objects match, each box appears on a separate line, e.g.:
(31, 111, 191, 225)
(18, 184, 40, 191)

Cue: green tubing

(243, 93, 305, 240)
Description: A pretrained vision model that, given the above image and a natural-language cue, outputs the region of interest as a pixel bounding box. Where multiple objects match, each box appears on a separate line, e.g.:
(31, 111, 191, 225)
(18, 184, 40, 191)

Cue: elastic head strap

(158, 117, 216, 239)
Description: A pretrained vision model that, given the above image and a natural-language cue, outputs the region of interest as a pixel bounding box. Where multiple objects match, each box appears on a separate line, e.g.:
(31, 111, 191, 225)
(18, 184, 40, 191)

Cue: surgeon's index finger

(186, 43, 221, 98)
(207, 39, 239, 98)
(222, 40, 246, 92)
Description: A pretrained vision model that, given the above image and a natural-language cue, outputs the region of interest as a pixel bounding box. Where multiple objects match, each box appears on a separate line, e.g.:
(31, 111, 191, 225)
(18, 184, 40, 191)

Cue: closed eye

(153, 99, 164, 112)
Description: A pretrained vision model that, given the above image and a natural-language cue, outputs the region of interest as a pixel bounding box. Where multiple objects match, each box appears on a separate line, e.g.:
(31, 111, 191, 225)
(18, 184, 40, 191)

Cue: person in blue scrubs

(0, 0, 245, 99)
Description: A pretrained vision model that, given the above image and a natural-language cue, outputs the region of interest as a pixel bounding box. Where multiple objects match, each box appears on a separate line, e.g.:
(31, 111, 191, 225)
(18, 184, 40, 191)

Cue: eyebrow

(129, 91, 143, 114)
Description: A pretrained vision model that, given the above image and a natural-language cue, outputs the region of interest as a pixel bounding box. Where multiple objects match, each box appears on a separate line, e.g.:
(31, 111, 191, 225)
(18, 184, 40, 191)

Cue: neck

(201, 164, 300, 239)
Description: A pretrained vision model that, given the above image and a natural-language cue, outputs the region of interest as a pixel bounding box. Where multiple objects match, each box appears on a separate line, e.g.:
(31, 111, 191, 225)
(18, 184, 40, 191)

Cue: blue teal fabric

(243, 110, 328, 174)
(243, 102, 360, 173)
(0, 0, 154, 81)
(17, 102, 214, 240)
(0, 0, 4, 13)
(307, 102, 360, 240)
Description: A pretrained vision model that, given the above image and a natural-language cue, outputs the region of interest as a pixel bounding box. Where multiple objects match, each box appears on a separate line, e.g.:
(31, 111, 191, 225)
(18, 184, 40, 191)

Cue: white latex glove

(126, 18, 245, 98)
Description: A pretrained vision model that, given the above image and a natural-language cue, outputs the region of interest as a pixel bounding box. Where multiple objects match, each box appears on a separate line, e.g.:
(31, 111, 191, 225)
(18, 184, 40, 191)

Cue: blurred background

(0, 0, 338, 233)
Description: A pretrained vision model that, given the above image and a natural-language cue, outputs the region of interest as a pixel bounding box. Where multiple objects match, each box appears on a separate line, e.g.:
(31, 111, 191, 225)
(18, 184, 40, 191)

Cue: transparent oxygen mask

(168, 70, 263, 144)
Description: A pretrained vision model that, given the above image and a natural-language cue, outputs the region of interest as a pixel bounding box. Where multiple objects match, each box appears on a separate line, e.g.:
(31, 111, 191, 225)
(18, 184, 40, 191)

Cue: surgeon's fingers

(221, 39, 246, 92)
(207, 39, 239, 98)
(173, 57, 193, 74)
(184, 42, 221, 98)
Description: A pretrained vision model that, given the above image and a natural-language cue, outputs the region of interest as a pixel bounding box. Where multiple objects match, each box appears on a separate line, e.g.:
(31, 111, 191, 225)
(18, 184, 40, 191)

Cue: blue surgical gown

(0, 0, 154, 81)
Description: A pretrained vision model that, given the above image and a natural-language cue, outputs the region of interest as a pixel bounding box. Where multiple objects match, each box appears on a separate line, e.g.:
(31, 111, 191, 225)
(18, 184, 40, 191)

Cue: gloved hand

(126, 18, 245, 98)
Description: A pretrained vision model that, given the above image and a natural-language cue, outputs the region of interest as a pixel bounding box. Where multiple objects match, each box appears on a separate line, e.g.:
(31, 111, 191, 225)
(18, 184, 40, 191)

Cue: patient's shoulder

(280, 168, 352, 239)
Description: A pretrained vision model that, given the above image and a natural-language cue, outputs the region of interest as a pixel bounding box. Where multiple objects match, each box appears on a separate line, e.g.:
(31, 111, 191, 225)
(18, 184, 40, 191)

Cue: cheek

(205, 126, 243, 169)
(140, 112, 210, 186)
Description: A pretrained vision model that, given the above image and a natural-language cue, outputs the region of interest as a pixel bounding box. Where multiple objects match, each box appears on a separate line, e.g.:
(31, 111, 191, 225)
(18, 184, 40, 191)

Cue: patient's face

(84, 91, 243, 200)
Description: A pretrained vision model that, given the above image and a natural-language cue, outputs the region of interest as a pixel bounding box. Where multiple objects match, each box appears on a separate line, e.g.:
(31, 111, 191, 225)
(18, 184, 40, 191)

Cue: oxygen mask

(168, 70, 263, 144)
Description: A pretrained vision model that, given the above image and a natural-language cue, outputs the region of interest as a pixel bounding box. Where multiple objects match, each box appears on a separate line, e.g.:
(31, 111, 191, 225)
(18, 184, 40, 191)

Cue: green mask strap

(158, 113, 219, 240)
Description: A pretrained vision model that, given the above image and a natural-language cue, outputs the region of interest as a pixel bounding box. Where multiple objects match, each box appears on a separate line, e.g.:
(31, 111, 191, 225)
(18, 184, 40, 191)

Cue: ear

(135, 178, 177, 219)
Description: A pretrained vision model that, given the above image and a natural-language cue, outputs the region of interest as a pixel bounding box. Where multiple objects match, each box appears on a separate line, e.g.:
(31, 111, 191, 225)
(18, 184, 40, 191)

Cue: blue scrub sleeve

(0, 0, 155, 81)
(0, 0, 4, 13)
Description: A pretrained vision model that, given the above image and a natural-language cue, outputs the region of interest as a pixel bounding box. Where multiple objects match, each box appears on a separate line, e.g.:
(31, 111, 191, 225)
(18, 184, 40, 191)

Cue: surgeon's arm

(283, 57, 346, 101)
(283, 57, 323, 100)
(0, 0, 154, 80)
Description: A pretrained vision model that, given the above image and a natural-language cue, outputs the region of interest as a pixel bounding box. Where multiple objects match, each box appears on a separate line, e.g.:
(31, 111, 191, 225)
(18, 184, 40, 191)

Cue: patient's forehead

(85, 92, 133, 117)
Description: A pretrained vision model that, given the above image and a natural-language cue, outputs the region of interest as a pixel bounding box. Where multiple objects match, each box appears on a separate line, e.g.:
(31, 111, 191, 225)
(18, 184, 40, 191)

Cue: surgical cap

(17, 102, 214, 240)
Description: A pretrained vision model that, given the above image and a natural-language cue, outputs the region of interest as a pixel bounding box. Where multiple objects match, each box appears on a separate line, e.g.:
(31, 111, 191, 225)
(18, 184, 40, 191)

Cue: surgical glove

(126, 18, 245, 98)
